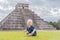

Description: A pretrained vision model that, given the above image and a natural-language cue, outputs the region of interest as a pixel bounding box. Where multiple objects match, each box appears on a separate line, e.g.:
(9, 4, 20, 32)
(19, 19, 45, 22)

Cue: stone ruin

(0, 3, 56, 30)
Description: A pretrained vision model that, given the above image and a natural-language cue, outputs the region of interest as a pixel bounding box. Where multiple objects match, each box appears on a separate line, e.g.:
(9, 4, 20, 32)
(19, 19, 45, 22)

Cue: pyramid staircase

(0, 3, 56, 30)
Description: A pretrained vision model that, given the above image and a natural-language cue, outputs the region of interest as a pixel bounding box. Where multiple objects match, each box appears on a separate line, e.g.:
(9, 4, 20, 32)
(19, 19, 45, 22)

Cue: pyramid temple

(0, 3, 56, 30)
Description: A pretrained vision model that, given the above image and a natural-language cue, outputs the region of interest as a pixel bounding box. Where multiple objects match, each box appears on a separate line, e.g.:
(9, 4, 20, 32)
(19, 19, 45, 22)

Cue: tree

(49, 22, 57, 27)
(49, 19, 60, 30)
(57, 20, 60, 29)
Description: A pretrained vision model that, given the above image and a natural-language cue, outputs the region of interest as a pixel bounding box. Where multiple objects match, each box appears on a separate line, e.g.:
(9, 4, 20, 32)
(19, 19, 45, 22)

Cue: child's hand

(28, 33, 33, 36)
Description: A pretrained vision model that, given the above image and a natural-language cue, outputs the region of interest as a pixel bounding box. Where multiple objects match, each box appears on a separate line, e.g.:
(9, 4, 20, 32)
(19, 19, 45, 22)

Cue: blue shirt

(27, 25, 36, 36)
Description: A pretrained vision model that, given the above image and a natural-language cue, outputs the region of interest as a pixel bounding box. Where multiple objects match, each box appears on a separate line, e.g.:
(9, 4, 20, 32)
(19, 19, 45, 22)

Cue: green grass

(0, 30, 60, 40)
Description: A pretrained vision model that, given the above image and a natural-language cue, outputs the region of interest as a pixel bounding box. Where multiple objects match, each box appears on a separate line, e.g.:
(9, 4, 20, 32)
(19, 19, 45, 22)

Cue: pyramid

(0, 3, 56, 30)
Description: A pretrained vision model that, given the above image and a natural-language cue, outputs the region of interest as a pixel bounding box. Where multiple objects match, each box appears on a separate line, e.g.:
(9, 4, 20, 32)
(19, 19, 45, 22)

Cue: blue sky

(0, 0, 60, 22)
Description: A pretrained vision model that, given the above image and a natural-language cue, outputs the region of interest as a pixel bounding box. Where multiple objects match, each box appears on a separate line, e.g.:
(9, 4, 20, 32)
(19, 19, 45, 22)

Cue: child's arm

(28, 29, 36, 36)
(31, 29, 36, 34)
(24, 29, 27, 32)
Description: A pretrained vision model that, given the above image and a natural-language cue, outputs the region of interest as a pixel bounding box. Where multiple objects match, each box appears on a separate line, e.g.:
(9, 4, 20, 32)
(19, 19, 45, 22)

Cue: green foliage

(57, 20, 60, 29)
(49, 19, 60, 30)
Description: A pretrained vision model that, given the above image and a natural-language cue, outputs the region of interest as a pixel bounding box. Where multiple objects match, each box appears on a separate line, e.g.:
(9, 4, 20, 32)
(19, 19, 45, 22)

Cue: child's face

(27, 20, 33, 27)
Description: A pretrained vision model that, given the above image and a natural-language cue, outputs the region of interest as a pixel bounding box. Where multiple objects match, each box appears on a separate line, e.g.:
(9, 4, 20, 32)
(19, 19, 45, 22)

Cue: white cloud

(8, 6, 15, 11)
(0, 0, 5, 3)
(0, 5, 14, 11)
(0, 13, 8, 21)
(0, 0, 60, 22)
(0, 0, 8, 4)
(50, 8, 60, 17)
(25, 0, 29, 2)
(0, 6, 4, 10)
(30, 5, 60, 22)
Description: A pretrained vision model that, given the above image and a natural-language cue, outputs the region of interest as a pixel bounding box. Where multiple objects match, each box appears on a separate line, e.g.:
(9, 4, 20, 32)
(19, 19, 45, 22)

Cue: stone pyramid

(0, 3, 56, 30)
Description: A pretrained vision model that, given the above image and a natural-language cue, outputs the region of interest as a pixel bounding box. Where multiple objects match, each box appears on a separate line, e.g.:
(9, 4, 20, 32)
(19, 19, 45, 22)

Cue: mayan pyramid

(0, 3, 56, 30)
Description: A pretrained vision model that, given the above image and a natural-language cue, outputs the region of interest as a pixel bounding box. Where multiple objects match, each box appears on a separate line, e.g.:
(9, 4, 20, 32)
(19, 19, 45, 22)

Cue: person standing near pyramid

(25, 19, 37, 36)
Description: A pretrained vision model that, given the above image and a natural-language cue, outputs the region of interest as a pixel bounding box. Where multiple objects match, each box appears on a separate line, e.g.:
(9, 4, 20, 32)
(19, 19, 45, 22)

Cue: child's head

(27, 19, 33, 27)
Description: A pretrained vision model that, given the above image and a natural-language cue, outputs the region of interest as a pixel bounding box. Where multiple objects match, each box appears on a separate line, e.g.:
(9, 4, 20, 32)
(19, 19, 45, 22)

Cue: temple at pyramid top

(15, 3, 29, 9)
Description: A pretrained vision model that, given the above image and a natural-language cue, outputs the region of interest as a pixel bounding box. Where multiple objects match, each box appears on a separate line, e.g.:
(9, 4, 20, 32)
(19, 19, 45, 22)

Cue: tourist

(25, 19, 37, 36)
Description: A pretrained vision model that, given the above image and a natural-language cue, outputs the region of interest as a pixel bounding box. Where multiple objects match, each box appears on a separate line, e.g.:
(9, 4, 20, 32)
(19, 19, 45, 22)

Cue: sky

(0, 0, 60, 22)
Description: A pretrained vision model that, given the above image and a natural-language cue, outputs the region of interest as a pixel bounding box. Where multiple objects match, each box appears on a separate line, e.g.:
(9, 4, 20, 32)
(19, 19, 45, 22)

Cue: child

(25, 19, 37, 36)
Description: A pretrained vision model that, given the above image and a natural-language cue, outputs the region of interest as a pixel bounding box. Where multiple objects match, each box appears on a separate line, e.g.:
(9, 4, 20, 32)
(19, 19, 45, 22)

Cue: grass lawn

(0, 30, 60, 40)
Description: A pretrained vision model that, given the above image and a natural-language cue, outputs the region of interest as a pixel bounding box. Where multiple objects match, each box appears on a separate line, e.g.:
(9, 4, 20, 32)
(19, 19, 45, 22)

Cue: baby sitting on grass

(25, 19, 37, 36)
